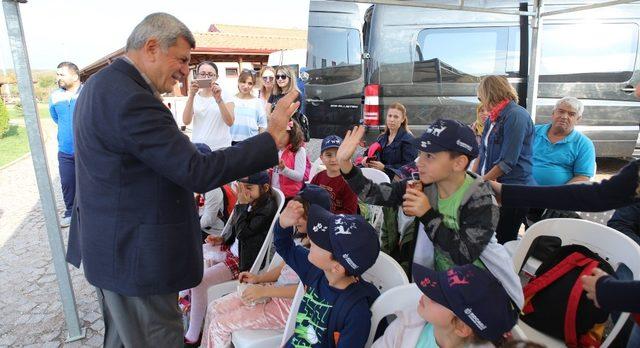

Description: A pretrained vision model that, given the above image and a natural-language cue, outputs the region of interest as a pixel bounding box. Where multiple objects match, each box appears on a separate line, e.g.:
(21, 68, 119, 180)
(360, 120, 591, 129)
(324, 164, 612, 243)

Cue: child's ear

(332, 261, 347, 276)
(452, 318, 474, 339)
(454, 155, 469, 171)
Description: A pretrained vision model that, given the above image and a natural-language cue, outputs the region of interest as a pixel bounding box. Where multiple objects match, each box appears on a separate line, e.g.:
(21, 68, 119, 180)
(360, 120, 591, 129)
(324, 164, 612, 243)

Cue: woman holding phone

(182, 61, 234, 150)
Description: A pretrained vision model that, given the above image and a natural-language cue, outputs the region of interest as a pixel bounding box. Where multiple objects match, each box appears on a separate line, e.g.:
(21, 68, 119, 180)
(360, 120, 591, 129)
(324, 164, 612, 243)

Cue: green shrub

(0, 99, 9, 138)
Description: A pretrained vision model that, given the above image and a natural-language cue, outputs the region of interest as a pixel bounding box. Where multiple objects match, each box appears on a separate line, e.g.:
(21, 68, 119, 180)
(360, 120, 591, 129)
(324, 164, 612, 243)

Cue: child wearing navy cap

(373, 263, 518, 348)
(336, 122, 524, 309)
(275, 184, 380, 347)
(311, 135, 359, 214)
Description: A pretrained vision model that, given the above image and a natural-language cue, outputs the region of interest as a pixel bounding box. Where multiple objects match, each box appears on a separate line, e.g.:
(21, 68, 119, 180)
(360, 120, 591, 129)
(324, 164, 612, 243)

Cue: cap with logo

(307, 205, 380, 276)
(321, 135, 343, 153)
(412, 263, 518, 342)
(412, 119, 479, 158)
(297, 184, 332, 211)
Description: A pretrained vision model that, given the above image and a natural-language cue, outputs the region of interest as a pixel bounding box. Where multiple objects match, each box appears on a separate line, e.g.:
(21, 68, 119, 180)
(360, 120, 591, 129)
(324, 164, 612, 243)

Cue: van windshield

(307, 27, 362, 85)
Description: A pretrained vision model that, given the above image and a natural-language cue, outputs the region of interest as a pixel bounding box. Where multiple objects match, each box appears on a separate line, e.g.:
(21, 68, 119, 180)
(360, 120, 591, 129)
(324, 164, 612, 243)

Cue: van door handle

(307, 98, 324, 106)
(621, 86, 636, 93)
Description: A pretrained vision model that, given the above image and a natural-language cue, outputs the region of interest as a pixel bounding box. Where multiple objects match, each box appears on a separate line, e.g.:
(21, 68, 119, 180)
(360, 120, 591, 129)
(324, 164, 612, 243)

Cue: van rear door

(306, 1, 364, 138)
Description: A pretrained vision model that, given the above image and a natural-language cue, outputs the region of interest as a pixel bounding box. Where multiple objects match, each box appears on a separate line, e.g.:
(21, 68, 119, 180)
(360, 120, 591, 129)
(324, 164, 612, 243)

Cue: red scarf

(489, 99, 510, 123)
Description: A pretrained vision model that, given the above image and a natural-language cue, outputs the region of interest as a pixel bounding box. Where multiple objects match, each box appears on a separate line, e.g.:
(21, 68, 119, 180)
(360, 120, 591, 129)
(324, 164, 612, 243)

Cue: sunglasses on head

(275, 74, 289, 80)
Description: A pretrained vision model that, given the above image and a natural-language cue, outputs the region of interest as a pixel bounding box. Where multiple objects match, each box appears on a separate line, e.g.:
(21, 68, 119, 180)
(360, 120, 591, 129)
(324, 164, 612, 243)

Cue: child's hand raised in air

(205, 235, 224, 246)
(238, 271, 261, 284)
(336, 126, 366, 174)
(402, 187, 432, 217)
(279, 200, 305, 228)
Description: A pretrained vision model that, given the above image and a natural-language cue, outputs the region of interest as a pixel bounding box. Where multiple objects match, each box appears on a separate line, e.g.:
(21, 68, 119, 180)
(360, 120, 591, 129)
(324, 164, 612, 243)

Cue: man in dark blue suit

(66, 13, 299, 347)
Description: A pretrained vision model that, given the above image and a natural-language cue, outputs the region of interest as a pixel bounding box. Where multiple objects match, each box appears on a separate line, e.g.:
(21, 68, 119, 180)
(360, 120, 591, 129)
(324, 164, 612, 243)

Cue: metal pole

(2, 0, 85, 342)
(526, 0, 543, 123)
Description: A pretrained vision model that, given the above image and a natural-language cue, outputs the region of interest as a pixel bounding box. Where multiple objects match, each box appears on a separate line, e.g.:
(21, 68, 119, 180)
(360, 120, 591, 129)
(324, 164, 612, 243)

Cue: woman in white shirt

(228, 70, 268, 144)
(182, 61, 234, 150)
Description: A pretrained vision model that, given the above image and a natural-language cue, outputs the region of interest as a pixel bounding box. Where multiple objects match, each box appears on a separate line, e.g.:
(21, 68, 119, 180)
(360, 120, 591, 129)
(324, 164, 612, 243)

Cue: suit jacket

(67, 58, 279, 296)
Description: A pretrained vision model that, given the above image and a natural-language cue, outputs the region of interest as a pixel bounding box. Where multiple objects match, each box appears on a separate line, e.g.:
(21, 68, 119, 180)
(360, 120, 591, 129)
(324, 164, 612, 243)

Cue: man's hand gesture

(267, 91, 300, 149)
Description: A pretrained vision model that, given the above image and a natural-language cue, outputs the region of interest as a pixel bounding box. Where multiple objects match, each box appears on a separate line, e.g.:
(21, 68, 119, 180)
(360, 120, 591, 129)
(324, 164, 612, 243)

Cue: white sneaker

(60, 216, 71, 228)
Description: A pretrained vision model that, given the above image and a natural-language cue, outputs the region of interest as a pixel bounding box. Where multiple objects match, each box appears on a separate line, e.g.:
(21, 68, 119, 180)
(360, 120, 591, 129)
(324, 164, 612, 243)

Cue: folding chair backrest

(360, 167, 390, 184)
(366, 283, 422, 347)
(512, 218, 640, 347)
(361, 252, 409, 294)
(280, 282, 306, 346)
(249, 187, 285, 274)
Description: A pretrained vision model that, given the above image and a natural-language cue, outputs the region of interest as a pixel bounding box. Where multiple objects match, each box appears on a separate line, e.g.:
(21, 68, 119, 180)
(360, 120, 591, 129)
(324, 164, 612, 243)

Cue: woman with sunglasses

(267, 66, 301, 117)
(258, 66, 276, 109)
(183, 61, 234, 150)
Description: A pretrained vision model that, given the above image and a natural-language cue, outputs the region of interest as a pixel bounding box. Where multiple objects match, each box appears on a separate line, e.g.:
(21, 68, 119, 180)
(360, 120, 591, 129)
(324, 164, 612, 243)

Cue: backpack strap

(522, 252, 593, 314)
(564, 259, 599, 348)
(327, 280, 379, 348)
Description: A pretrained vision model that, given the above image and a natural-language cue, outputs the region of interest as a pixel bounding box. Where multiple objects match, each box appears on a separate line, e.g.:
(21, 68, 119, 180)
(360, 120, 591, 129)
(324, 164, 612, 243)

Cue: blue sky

(0, 0, 311, 70)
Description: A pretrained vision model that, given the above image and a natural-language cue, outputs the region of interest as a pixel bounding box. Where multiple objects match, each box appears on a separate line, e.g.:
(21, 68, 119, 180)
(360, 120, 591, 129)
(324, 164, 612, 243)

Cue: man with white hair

(532, 96, 596, 186)
(66, 13, 299, 347)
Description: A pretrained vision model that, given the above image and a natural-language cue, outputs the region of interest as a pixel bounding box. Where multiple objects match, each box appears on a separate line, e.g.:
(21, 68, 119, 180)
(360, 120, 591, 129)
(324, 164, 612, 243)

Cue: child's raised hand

(239, 271, 260, 284)
(336, 126, 366, 173)
(236, 183, 250, 204)
(402, 187, 431, 217)
(279, 200, 304, 228)
(205, 235, 224, 246)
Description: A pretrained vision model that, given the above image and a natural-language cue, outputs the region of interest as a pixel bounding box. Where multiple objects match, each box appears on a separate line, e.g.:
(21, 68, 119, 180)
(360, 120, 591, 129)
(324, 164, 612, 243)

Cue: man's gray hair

(126, 13, 196, 52)
(554, 96, 584, 117)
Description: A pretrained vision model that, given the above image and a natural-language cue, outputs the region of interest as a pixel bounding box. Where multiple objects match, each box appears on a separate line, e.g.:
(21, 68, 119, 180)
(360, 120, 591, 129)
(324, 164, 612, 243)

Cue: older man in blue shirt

(532, 96, 595, 186)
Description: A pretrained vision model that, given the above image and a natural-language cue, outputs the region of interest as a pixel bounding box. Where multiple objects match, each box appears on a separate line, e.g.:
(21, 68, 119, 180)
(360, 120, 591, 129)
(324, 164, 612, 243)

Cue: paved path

(0, 119, 103, 348)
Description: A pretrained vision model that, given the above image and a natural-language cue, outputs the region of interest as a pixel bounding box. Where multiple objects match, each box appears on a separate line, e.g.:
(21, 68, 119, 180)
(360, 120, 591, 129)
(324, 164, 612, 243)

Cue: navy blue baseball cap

(238, 171, 270, 185)
(412, 119, 479, 158)
(412, 263, 518, 342)
(298, 184, 331, 211)
(321, 135, 342, 153)
(194, 142, 212, 154)
(307, 205, 380, 276)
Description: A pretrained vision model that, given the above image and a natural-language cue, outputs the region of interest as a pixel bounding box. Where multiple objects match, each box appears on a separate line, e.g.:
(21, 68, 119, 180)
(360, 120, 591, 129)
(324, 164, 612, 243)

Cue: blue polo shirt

(49, 86, 82, 155)
(532, 124, 596, 186)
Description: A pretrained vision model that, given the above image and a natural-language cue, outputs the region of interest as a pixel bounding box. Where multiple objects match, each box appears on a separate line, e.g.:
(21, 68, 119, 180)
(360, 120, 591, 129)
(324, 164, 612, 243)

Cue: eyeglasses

(198, 72, 217, 78)
(262, 76, 275, 82)
(275, 74, 289, 80)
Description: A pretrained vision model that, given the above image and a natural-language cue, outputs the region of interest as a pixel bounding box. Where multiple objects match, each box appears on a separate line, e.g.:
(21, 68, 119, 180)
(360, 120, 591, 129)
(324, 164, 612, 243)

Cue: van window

(413, 27, 513, 83)
(539, 23, 638, 83)
(307, 27, 362, 85)
(226, 68, 239, 78)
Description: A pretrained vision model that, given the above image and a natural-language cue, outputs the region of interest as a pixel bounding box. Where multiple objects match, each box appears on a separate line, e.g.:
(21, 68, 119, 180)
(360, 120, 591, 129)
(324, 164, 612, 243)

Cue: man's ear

(142, 38, 160, 62)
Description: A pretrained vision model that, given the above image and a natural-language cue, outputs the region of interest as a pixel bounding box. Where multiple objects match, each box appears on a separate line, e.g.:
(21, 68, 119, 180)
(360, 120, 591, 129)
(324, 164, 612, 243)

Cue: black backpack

(521, 244, 615, 347)
(292, 112, 311, 142)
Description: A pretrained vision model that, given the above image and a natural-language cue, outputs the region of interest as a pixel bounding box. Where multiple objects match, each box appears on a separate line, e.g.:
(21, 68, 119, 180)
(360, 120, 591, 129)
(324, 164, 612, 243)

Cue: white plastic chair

(230, 253, 289, 348)
(207, 187, 285, 302)
(308, 157, 326, 183)
(366, 283, 422, 347)
(278, 282, 306, 346)
(360, 168, 390, 231)
(361, 252, 409, 294)
(511, 218, 640, 348)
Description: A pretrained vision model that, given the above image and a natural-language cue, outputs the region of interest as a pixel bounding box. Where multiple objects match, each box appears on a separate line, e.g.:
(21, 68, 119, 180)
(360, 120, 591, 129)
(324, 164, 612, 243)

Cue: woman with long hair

(363, 102, 418, 180)
(476, 75, 534, 244)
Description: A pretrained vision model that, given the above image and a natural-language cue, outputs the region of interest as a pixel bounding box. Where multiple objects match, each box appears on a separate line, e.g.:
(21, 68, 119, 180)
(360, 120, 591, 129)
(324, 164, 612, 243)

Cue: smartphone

(407, 172, 423, 191)
(196, 78, 212, 88)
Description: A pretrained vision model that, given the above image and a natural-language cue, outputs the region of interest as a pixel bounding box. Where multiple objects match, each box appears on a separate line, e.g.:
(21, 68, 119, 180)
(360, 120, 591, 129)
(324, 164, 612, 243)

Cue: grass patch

(7, 103, 50, 119)
(0, 125, 30, 167)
